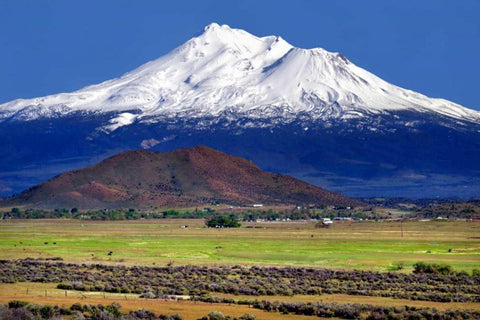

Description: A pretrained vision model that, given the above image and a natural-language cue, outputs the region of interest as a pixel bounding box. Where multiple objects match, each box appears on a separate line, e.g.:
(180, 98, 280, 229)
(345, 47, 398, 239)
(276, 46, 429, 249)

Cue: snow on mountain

(1, 22, 479, 131)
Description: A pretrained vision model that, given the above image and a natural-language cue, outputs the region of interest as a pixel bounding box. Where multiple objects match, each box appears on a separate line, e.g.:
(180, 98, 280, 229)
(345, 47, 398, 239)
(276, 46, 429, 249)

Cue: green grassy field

(0, 219, 479, 272)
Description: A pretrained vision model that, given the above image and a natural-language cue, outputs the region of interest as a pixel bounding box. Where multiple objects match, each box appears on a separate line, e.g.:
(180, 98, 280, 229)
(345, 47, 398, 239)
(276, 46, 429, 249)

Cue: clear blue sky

(1, 0, 479, 110)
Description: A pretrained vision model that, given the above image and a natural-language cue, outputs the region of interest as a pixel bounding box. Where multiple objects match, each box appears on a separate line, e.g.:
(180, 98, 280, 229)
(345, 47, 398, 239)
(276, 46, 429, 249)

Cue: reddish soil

(6, 146, 360, 209)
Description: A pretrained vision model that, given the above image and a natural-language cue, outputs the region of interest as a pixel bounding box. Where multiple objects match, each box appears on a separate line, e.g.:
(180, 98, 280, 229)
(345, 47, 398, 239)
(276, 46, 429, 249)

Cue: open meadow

(0, 219, 479, 271)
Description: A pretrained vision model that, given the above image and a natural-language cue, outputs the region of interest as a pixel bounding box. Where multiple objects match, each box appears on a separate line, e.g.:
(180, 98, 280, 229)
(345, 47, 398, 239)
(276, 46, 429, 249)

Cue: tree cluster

(205, 215, 241, 228)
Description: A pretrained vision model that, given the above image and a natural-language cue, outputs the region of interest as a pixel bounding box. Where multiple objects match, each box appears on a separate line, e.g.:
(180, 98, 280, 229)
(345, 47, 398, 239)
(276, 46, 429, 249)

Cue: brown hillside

(5, 146, 360, 209)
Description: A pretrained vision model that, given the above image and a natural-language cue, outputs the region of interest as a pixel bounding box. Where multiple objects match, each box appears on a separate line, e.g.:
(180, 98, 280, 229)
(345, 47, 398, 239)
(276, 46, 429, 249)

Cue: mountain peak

(200, 22, 236, 40)
(203, 22, 231, 32)
(191, 22, 291, 55)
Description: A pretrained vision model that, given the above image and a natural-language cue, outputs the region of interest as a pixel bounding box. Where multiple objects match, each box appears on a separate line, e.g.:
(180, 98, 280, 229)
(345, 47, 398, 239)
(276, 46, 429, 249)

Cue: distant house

(252, 204, 263, 207)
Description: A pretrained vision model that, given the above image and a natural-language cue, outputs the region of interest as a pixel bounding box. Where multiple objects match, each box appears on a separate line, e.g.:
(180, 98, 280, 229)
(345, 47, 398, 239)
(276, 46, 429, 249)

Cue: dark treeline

(1, 206, 388, 221)
(1, 259, 479, 303)
(359, 198, 480, 219)
(3, 200, 479, 220)
(359, 197, 480, 208)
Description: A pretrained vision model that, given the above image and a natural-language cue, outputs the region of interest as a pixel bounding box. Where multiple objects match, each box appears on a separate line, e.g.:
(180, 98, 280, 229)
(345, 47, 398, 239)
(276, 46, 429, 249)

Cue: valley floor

(0, 219, 479, 319)
(0, 219, 478, 271)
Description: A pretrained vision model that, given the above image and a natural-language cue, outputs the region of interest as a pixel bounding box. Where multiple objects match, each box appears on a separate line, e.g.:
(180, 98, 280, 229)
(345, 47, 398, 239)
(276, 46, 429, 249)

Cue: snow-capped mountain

(1, 23, 480, 199)
(1, 23, 479, 130)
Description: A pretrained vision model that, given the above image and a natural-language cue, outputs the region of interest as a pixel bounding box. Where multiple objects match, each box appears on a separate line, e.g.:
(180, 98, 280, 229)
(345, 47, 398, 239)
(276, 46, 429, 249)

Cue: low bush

(413, 262, 454, 275)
